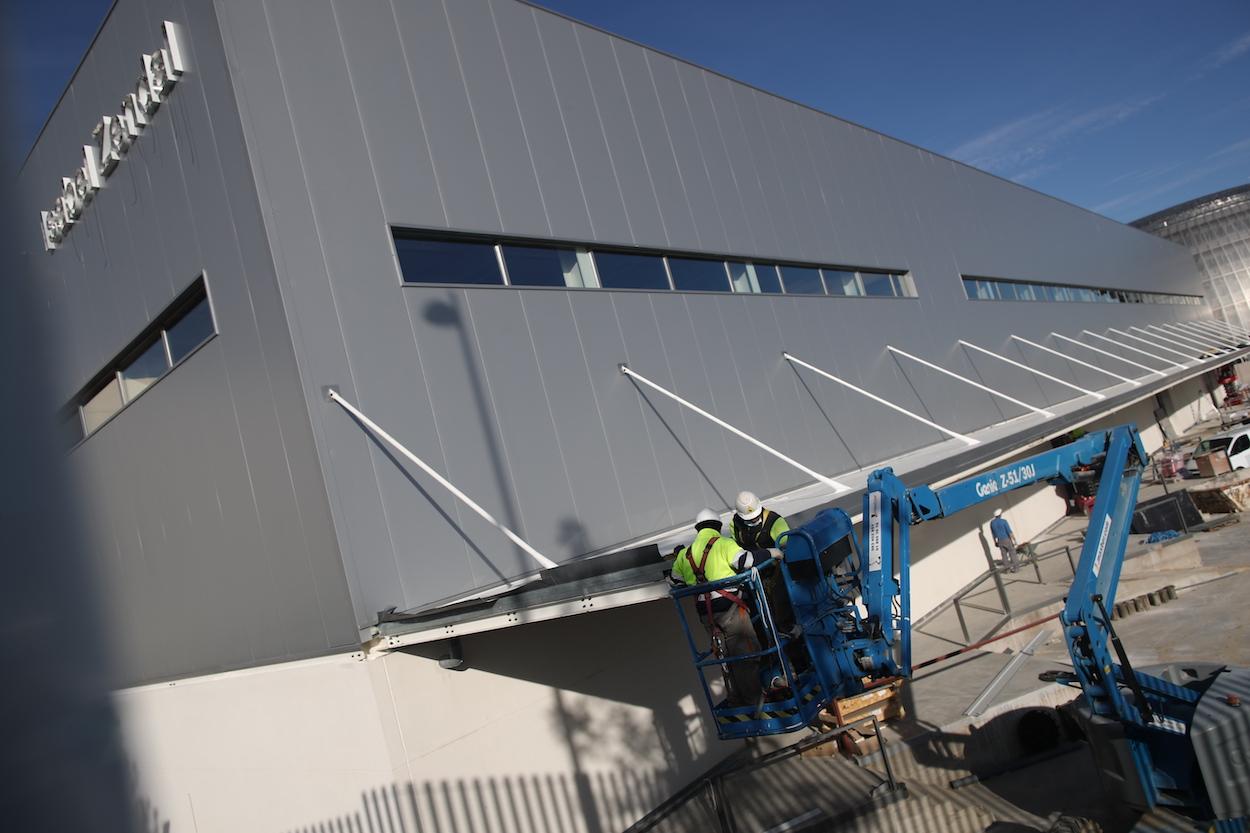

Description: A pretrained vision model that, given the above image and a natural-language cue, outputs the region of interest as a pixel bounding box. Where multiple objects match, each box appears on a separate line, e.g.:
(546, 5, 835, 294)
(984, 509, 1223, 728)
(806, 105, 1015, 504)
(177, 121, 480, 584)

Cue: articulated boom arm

(865, 426, 1148, 710)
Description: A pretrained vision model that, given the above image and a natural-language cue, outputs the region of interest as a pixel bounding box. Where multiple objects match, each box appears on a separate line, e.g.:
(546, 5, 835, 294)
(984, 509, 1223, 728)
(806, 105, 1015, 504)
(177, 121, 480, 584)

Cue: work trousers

(996, 539, 1018, 572)
(704, 605, 761, 706)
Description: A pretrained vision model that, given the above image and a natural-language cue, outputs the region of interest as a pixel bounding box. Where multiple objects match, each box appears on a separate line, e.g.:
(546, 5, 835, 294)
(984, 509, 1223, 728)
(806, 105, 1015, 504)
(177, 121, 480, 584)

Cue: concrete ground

(643, 416, 1250, 833)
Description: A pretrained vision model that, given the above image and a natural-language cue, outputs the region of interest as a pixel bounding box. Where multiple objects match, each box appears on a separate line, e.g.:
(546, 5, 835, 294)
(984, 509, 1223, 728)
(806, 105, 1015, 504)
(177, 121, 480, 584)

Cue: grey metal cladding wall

(216, 0, 1205, 619)
(16, 0, 358, 685)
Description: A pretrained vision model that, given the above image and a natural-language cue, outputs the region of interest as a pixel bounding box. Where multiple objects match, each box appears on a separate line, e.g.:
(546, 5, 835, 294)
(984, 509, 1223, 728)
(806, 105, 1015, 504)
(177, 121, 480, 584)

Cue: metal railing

(624, 713, 906, 833)
(920, 539, 1082, 647)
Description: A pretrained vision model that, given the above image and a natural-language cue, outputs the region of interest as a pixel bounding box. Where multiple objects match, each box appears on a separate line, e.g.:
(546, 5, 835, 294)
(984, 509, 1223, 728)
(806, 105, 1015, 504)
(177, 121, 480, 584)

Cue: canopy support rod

(327, 388, 559, 570)
(619, 364, 851, 493)
(1016, 334, 1146, 384)
(1079, 330, 1182, 372)
(784, 351, 978, 446)
(1129, 326, 1208, 357)
(1148, 324, 1227, 353)
(886, 345, 1055, 417)
(958, 339, 1105, 400)
(1204, 319, 1250, 340)
(1191, 320, 1249, 342)
(1170, 322, 1238, 349)
(1107, 327, 1195, 362)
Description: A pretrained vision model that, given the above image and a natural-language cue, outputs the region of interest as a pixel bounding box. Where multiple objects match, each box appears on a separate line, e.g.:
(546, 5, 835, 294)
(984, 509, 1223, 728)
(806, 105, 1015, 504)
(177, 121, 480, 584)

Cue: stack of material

(804, 677, 906, 758)
(1188, 469, 1250, 513)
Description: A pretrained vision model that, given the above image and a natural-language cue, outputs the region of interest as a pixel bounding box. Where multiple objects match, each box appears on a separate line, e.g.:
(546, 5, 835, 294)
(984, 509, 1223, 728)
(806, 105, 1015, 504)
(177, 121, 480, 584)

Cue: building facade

(16, 1, 1245, 830)
(1133, 184, 1250, 333)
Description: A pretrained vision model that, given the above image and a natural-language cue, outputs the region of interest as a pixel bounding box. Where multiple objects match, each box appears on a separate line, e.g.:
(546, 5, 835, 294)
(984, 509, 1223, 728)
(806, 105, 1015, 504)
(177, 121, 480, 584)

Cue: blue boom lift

(670, 424, 1249, 831)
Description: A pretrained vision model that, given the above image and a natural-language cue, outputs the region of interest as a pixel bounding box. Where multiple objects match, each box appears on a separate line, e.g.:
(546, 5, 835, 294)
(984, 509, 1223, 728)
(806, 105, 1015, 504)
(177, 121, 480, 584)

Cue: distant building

(14, 2, 1245, 831)
(1133, 184, 1250, 332)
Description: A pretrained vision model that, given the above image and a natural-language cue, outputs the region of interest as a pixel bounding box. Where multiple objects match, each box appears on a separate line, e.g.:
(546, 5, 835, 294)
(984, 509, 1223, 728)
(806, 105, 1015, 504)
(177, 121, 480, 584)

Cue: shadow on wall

(283, 766, 682, 833)
(369, 602, 728, 832)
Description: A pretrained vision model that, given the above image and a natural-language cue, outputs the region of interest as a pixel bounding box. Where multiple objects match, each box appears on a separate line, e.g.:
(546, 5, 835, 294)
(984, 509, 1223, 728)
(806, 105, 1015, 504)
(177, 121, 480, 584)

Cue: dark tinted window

(860, 272, 894, 297)
(501, 245, 583, 287)
(824, 270, 861, 296)
(752, 264, 783, 294)
(120, 338, 170, 401)
(779, 266, 824, 295)
(593, 252, 670, 290)
(395, 237, 502, 285)
(166, 298, 215, 363)
(668, 258, 729, 292)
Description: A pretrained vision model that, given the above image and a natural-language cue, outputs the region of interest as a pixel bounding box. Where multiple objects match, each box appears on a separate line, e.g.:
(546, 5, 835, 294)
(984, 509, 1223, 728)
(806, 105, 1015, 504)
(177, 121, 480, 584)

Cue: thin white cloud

(1093, 153, 1247, 218)
(1210, 137, 1250, 158)
(1010, 163, 1060, 184)
(948, 94, 1164, 175)
(1205, 30, 1250, 71)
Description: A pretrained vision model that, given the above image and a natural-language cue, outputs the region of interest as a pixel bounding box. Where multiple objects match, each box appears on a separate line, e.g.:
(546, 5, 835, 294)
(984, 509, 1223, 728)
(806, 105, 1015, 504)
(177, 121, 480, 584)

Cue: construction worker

(731, 491, 789, 550)
(670, 509, 780, 705)
(991, 508, 1019, 573)
(731, 491, 794, 637)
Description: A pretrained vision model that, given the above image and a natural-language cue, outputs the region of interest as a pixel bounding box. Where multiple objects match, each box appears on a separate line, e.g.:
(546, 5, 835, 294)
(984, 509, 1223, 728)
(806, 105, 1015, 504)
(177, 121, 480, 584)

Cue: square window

(891, 273, 917, 297)
(860, 272, 895, 297)
(668, 257, 730, 292)
(750, 263, 783, 294)
(395, 237, 503, 285)
(120, 338, 170, 401)
(593, 251, 670, 290)
(165, 297, 215, 363)
(502, 244, 586, 288)
(779, 265, 824, 295)
(825, 270, 862, 296)
(727, 261, 754, 293)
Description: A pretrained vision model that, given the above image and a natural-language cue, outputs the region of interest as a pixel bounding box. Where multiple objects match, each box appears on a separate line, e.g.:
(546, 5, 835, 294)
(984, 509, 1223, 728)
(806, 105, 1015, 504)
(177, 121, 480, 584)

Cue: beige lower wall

(120, 602, 728, 833)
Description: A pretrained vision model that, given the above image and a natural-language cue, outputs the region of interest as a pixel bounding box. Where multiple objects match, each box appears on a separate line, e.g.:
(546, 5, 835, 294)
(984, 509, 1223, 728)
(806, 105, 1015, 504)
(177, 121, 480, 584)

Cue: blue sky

(10, 0, 1250, 222)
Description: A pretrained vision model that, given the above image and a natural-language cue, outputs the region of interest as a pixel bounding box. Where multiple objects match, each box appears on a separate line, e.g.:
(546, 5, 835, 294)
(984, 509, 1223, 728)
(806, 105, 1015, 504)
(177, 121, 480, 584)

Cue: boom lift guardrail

(671, 424, 1248, 831)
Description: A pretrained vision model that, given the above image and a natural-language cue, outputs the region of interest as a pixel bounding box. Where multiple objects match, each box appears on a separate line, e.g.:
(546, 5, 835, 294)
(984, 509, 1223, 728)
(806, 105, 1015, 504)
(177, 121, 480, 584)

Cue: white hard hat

(736, 491, 763, 521)
(695, 508, 720, 526)
(993, 508, 1003, 517)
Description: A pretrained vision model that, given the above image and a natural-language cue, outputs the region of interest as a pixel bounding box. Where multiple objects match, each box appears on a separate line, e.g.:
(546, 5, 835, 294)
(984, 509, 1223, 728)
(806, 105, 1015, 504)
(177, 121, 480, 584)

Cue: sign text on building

(40, 21, 186, 252)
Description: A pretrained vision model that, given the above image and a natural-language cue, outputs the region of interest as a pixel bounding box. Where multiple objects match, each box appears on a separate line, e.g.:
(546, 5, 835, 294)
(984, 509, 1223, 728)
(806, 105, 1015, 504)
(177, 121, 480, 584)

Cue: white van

(1186, 427, 1250, 476)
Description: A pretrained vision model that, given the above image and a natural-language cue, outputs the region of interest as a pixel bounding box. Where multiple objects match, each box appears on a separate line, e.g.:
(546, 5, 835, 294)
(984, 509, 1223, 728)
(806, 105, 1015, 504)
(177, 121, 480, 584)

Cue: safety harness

(684, 534, 750, 623)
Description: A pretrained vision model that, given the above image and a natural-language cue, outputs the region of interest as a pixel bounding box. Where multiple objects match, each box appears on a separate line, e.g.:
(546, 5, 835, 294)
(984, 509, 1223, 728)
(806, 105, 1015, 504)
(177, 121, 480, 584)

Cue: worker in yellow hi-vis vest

(670, 508, 781, 705)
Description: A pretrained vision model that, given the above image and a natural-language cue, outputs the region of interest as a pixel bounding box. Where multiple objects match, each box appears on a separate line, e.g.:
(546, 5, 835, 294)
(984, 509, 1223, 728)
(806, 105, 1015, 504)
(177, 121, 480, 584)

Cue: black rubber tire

(1048, 814, 1102, 833)
(1016, 707, 1063, 755)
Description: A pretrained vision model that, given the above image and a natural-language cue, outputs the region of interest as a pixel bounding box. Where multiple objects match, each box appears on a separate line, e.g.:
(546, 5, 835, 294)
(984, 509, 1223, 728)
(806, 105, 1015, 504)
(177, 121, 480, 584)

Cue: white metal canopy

(1079, 330, 1180, 372)
(886, 345, 1055, 417)
(784, 351, 978, 445)
(958, 339, 1105, 400)
(1028, 333, 1147, 383)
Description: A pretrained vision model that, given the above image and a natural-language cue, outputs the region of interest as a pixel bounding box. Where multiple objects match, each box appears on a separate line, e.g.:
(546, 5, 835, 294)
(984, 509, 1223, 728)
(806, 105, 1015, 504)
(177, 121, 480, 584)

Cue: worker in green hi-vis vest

(730, 490, 794, 640)
(670, 508, 781, 705)
(730, 491, 790, 550)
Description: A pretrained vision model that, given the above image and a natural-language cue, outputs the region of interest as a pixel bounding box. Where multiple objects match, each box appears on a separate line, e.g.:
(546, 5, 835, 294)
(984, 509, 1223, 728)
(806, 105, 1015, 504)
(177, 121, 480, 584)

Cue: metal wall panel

(16, 0, 358, 685)
(488, 0, 594, 241)
(204, 0, 1209, 624)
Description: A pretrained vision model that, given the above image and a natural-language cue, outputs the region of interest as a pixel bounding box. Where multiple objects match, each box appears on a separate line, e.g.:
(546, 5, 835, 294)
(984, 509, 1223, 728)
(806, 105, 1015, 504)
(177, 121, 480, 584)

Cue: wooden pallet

(803, 677, 906, 758)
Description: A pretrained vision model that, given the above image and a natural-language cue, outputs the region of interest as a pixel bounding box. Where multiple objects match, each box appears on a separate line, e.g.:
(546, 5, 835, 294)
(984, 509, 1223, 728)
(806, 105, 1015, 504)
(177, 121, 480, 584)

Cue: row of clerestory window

(962, 276, 1203, 306)
(62, 278, 216, 448)
(392, 230, 917, 299)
